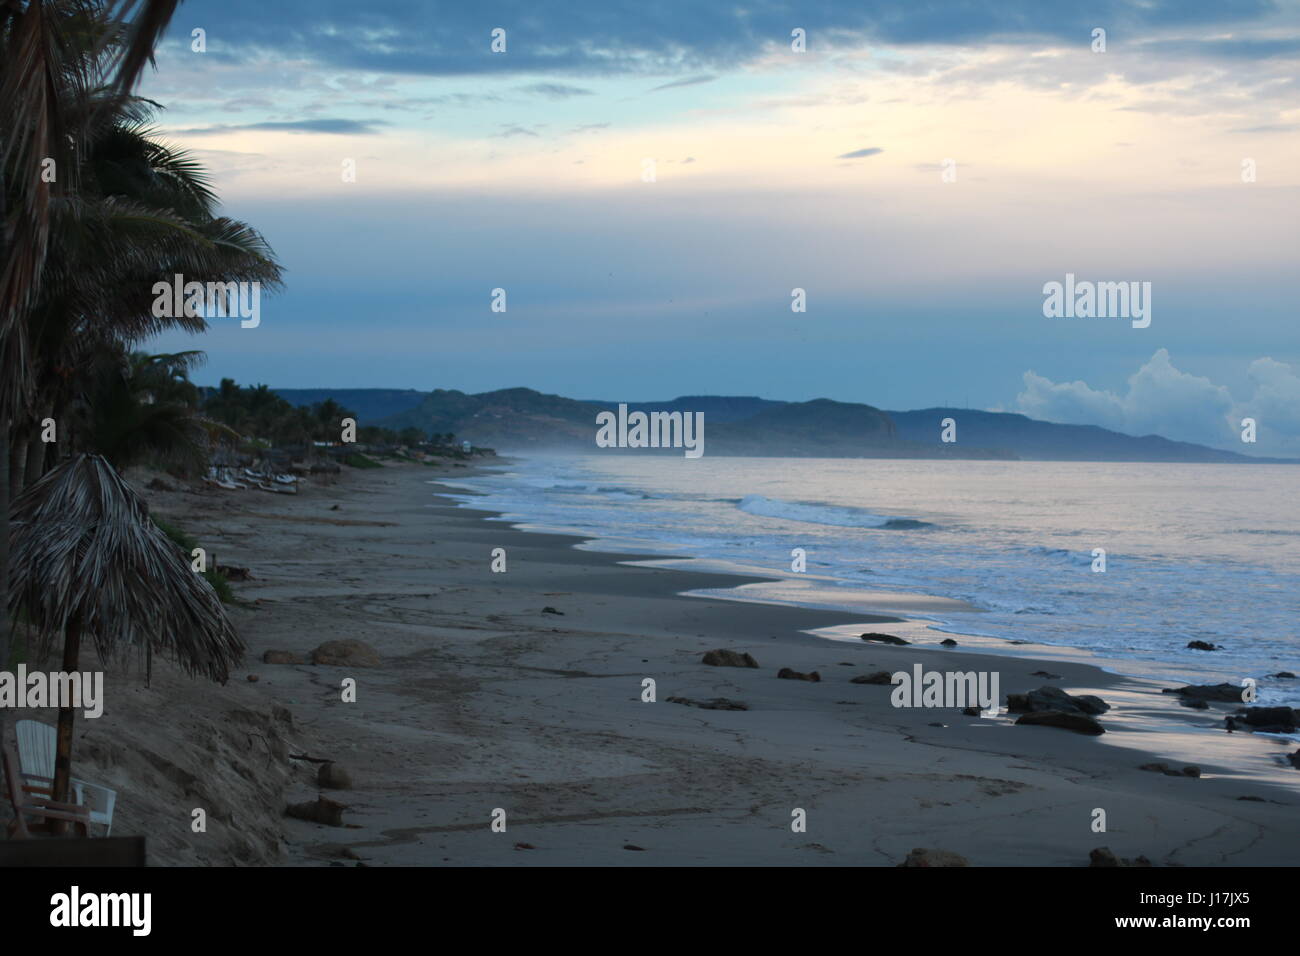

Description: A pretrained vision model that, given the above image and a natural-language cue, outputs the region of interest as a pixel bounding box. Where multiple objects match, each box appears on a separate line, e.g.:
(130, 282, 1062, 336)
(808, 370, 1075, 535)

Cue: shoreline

(435, 467, 1300, 792)
(69, 457, 1296, 865)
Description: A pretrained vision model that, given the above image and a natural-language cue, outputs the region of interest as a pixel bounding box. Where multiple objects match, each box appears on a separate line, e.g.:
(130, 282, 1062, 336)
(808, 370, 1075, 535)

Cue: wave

(736, 495, 933, 529)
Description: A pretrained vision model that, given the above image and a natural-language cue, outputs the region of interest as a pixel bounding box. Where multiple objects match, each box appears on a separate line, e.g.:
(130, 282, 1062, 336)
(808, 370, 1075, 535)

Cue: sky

(141, 0, 1300, 453)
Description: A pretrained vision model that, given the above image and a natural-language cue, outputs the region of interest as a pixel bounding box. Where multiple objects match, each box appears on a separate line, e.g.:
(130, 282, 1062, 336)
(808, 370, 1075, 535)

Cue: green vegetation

(152, 517, 234, 604)
(345, 452, 384, 469)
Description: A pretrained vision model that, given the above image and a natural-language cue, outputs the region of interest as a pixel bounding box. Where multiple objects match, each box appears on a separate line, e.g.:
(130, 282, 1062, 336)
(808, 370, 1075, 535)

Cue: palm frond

(9, 453, 243, 681)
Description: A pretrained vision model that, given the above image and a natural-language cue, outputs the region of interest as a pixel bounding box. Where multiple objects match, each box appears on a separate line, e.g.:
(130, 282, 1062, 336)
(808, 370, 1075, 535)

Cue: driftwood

(288, 752, 333, 764)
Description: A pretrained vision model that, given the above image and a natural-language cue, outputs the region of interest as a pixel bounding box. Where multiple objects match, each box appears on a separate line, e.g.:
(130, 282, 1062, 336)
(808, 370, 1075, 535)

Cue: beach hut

(7, 454, 244, 829)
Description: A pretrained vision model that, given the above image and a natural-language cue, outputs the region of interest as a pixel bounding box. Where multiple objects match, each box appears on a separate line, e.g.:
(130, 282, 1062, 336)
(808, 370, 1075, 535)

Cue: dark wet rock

(1031, 670, 1062, 679)
(285, 796, 346, 827)
(702, 649, 759, 668)
(1089, 847, 1119, 867)
(928, 721, 946, 727)
(961, 706, 981, 716)
(311, 639, 381, 668)
(1179, 698, 1209, 710)
(1089, 847, 1151, 867)
(898, 847, 968, 867)
(1015, 710, 1105, 735)
(1288, 750, 1300, 770)
(1186, 640, 1221, 651)
(541, 606, 564, 615)
(262, 649, 303, 665)
(1139, 763, 1200, 778)
(317, 762, 352, 789)
(777, 667, 821, 682)
(860, 632, 909, 645)
(940, 638, 958, 647)
(1273, 672, 1296, 679)
(666, 695, 749, 711)
(851, 671, 894, 685)
(1226, 706, 1299, 734)
(1237, 795, 1265, 802)
(1161, 682, 1244, 703)
(1007, 685, 1109, 716)
(623, 844, 645, 851)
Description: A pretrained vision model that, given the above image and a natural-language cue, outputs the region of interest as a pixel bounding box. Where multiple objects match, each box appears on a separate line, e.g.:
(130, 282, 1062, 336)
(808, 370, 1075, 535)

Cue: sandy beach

(45, 460, 1297, 866)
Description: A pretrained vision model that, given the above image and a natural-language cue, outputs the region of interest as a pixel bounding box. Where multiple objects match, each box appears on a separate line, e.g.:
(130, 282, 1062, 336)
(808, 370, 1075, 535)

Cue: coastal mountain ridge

(266, 387, 1293, 463)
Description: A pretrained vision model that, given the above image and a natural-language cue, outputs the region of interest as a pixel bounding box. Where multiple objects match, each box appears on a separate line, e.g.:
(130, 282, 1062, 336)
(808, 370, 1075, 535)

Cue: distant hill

(885, 408, 1291, 463)
(263, 385, 1294, 463)
(374, 388, 1012, 458)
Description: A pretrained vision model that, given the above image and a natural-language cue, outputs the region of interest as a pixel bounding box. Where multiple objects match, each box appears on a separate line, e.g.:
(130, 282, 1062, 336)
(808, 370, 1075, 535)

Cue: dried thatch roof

(8, 454, 244, 682)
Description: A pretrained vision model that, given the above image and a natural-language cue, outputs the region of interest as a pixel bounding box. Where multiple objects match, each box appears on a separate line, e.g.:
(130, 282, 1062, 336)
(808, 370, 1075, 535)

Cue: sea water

(441, 455, 1300, 707)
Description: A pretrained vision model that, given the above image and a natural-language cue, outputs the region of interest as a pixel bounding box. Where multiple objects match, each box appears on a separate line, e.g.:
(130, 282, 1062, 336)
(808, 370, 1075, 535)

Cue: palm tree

(16, 96, 282, 490)
(9, 453, 242, 817)
(2, 0, 185, 680)
(76, 349, 216, 472)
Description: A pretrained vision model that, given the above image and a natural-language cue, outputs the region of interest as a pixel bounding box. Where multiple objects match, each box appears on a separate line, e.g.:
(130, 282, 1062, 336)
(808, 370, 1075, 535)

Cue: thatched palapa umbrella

(8, 454, 243, 821)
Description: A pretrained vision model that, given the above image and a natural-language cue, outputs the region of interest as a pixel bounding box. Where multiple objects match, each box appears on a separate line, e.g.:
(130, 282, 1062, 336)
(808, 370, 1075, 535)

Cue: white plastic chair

(15, 720, 116, 836)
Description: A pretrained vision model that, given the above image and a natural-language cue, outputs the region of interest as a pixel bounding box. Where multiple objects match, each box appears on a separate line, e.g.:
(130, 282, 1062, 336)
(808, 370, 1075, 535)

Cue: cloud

(178, 118, 386, 135)
(161, 0, 1288, 78)
(1016, 349, 1300, 453)
(518, 82, 595, 98)
(838, 147, 883, 159)
(648, 74, 717, 92)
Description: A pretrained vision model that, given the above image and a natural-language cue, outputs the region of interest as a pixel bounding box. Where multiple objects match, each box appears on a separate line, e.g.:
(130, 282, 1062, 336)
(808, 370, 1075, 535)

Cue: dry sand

(30, 459, 1298, 866)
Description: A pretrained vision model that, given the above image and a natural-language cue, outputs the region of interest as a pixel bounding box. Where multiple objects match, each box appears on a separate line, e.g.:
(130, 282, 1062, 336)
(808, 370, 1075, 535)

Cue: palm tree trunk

(0, 425, 8, 670)
(51, 615, 83, 835)
(10, 429, 27, 494)
(24, 410, 48, 488)
(0, 425, 8, 763)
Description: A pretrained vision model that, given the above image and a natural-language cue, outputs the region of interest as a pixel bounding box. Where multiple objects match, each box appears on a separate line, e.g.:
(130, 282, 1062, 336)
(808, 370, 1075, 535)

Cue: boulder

(1007, 685, 1109, 716)
(702, 649, 759, 668)
(1179, 698, 1209, 710)
(1288, 750, 1300, 770)
(851, 671, 894, 685)
(1186, 640, 1221, 651)
(541, 606, 564, 615)
(317, 762, 353, 790)
(311, 639, 382, 668)
(1015, 710, 1105, 735)
(1226, 706, 1298, 734)
(262, 650, 303, 665)
(939, 638, 958, 647)
(777, 667, 821, 682)
(1031, 670, 1062, 679)
(285, 796, 347, 827)
(898, 847, 968, 867)
(1273, 672, 1296, 679)
(860, 632, 909, 645)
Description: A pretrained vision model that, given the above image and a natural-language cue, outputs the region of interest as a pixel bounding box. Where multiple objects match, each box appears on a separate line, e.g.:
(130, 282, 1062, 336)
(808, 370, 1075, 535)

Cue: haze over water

(445, 456, 1300, 707)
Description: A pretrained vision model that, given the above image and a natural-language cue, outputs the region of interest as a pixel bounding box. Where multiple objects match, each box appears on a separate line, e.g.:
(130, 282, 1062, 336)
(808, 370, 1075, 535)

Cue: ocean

(440, 455, 1300, 708)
